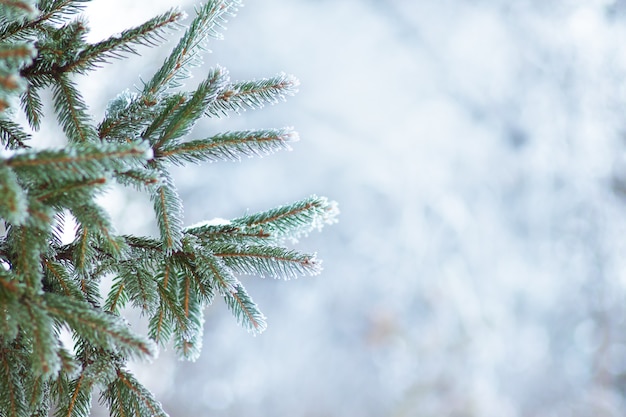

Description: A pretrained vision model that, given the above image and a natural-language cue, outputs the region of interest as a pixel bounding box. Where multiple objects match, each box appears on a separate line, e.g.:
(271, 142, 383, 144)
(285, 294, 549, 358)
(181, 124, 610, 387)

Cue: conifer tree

(0, 1, 338, 416)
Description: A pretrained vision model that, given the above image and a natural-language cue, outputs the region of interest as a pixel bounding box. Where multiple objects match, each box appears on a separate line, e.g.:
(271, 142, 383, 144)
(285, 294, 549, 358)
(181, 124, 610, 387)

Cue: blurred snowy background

(62, 0, 626, 415)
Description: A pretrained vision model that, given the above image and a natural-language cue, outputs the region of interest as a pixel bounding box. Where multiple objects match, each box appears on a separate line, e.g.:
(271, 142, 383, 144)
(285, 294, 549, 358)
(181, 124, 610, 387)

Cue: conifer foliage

(0, 1, 338, 416)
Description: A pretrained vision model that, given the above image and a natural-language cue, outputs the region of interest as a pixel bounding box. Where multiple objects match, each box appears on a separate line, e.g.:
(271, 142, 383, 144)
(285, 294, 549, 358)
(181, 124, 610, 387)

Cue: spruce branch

(176, 252, 215, 304)
(140, 92, 187, 142)
(0, 1, 37, 22)
(50, 73, 97, 143)
(37, 0, 90, 23)
(72, 225, 95, 273)
(117, 260, 159, 315)
(113, 168, 159, 191)
(152, 169, 184, 253)
(0, 36, 35, 113)
(102, 368, 168, 417)
(152, 66, 229, 148)
(53, 345, 116, 417)
(23, 300, 61, 379)
(35, 177, 106, 207)
(213, 244, 322, 279)
(147, 259, 181, 345)
(104, 275, 127, 315)
(61, 8, 184, 75)
(223, 281, 266, 334)
(25, 373, 47, 417)
(70, 202, 126, 258)
(43, 293, 156, 360)
(20, 84, 43, 130)
(208, 72, 300, 116)
(8, 226, 46, 290)
(43, 259, 83, 300)
(0, 345, 28, 417)
(191, 242, 267, 334)
(233, 195, 339, 241)
(144, 0, 241, 94)
(7, 141, 150, 183)
(172, 277, 203, 360)
(0, 118, 31, 149)
(55, 369, 93, 417)
(156, 127, 297, 165)
(187, 195, 339, 244)
(98, 89, 155, 141)
(0, 1, 338, 415)
(0, 163, 28, 224)
(0, 42, 35, 68)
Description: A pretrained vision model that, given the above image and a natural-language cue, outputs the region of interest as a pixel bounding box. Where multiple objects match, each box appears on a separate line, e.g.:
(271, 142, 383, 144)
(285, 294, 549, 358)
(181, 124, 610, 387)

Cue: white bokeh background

(52, 0, 626, 415)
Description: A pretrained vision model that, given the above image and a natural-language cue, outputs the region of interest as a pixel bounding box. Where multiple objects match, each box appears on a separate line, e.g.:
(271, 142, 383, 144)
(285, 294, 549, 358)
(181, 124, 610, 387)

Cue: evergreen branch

(0, 1, 37, 21)
(43, 259, 82, 299)
(187, 196, 339, 244)
(8, 226, 45, 290)
(172, 278, 203, 360)
(113, 169, 159, 191)
(0, 70, 27, 113)
(124, 235, 163, 253)
(43, 293, 156, 360)
(0, 42, 35, 69)
(23, 301, 61, 378)
(72, 226, 93, 272)
(20, 84, 43, 130)
(144, 0, 241, 94)
(25, 374, 47, 417)
(151, 169, 183, 253)
(102, 368, 169, 417)
(0, 71, 20, 90)
(186, 224, 272, 244)
(117, 261, 158, 315)
(223, 282, 266, 334)
(149, 289, 187, 348)
(0, 0, 84, 44)
(0, 41, 35, 112)
(192, 245, 234, 297)
(61, 9, 184, 75)
(0, 22, 35, 45)
(0, 273, 22, 342)
(23, 197, 53, 230)
(153, 66, 228, 147)
(37, 0, 88, 21)
(35, 177, 105, 205)
(0, 114, 31, 149)
(0, 346, 27, 417)
(0, 267, 24, 294)
(207, 72, 299, 116)
(71, 203, 127, 259)
(148, 259, 179, 345)
(192, 243, 266, 333)
(0, 0, 339, 412)
(0, 163, 27, 224)
(233, 195, 339, 241)
(140, 93, 187, 141)
(98, 90, 160, 141)
(0, 1, 47, 43)
(60, 370, 90, 417)
(156, 127, 297, 165)
(7, 141, 150, 183)
(50, 73, 97, 143)
(104, 275, 127, 314)
(54, 350, 114, 417)
(212, 244, 322, 279)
